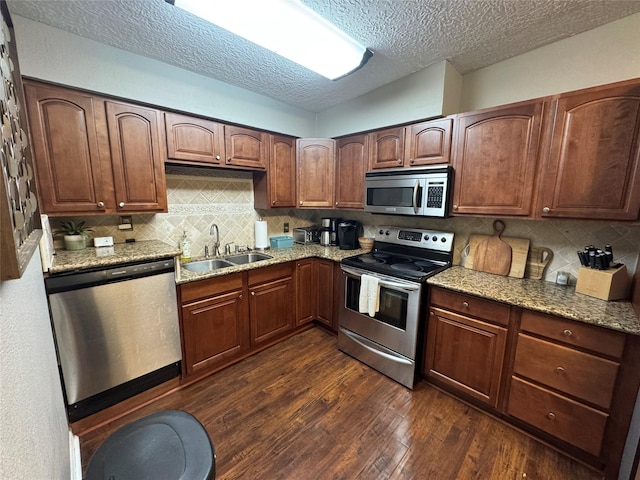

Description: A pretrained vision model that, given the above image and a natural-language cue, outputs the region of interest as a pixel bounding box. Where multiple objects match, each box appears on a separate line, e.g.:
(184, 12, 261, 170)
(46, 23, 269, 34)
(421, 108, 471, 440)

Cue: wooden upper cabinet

(252, 134, 296, 209)
(269, 135, 296, 207)
(368, 126, 405, 169)
(452, 100, 544, 216)
(404, 118, 453, 166)
(335, 134, 367, 209)
(538, 81, 640, 220)
(165, 112, 224, 166)
(297, 138, 335, 208)
(224, 125, 267, 170)
(105, 101, 167, 213)
(24, 81, 113, 215)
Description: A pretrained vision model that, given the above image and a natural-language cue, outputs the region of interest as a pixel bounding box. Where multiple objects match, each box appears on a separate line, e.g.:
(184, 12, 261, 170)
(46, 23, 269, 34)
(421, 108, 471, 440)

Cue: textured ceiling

(7, 0, 640, 112)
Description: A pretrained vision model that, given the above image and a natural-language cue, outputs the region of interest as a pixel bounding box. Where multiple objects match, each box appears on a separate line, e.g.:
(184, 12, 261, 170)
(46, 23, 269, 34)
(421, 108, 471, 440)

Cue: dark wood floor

(80, 327, 603, 479)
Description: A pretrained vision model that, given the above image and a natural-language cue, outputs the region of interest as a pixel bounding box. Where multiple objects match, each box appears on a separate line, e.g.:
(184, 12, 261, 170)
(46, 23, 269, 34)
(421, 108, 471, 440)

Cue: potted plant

(56, 220, 93, 251)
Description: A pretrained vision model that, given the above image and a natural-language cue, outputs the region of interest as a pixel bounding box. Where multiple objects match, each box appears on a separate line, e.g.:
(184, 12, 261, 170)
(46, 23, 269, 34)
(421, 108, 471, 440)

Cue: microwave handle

(413, 180, 420, 214)
(341, 266, 421, 292)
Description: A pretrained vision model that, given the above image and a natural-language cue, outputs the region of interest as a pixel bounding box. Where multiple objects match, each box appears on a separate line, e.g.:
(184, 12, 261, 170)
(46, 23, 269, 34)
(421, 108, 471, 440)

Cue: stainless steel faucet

(209, 223, 221, 256)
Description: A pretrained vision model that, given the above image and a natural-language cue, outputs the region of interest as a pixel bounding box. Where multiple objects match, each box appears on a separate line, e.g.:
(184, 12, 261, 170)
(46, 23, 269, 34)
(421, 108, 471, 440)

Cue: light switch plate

(94, 236, 114, 247)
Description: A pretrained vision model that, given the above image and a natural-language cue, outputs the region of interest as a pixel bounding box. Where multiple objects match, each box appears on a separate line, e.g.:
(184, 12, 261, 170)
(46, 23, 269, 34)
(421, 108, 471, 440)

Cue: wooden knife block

(575, 265, 630, 301)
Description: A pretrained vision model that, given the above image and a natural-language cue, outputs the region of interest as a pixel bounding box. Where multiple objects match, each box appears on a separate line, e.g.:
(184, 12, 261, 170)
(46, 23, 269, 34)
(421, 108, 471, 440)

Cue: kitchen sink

(182, 258, 235, 273)
(224, 252, 272, 265)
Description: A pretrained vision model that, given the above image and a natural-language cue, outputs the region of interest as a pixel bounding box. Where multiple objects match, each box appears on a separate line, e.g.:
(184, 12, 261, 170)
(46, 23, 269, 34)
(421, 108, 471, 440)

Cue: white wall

(461, 12, 640, 111)
(12, 15, 317, 138)
(0, 248, 71, 480)
(316, 60, 462, 137)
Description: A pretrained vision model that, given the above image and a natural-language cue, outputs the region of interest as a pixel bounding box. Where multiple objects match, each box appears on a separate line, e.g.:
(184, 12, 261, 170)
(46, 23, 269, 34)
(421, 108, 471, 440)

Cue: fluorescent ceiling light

(169, 0, 372, 80)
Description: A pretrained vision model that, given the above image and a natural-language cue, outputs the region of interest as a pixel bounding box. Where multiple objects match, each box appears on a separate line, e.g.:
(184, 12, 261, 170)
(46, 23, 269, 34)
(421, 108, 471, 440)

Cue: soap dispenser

(180, 231, 191, 262)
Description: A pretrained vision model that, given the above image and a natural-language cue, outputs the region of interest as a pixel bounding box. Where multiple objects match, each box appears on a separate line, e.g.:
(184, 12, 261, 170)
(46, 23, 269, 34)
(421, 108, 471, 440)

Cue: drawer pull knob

(97, 201, 105, 208)
(429, 311, 435, 317)
(462, 301, 469, 308)
(119, 202, 125, 208)
(547, 412, 556, 420)
(543, 206, 551, 213)
(563, 329, 573, 337)
(555, 366, 565, 374)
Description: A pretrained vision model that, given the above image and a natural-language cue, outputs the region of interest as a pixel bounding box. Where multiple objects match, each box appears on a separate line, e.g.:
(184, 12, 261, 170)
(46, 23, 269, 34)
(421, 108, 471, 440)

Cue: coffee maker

(320, 217, 341, 246)
(337, 220, 363, 250)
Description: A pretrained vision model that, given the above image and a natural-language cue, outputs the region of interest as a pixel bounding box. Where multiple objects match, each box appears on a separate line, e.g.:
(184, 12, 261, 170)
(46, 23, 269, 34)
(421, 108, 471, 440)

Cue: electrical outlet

(119, 215, 133, 231)
(284, 222, 289, 233)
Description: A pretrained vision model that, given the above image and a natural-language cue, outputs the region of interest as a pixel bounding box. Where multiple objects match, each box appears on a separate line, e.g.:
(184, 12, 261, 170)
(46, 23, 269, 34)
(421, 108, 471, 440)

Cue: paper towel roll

(255, 220, 268, 249)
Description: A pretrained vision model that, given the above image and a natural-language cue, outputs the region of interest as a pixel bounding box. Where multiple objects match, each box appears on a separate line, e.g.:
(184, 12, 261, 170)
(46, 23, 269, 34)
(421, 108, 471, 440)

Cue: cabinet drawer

(430, 288, 510, 326)
(248, 262, 293, 285)
(180, 273, 244, 303)
(520, 310, 625, 358)
(508, 377, 608, 456)
(514, 334, 619, 409)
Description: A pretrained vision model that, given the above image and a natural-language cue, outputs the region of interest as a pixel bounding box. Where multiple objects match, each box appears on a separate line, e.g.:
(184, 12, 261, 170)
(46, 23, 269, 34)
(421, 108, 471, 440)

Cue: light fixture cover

(170, 0, 372, 80)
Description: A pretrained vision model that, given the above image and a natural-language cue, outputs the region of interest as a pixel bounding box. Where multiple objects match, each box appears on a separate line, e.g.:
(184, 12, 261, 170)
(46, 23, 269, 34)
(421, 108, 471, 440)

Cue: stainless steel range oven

(338, 226, 454, 388)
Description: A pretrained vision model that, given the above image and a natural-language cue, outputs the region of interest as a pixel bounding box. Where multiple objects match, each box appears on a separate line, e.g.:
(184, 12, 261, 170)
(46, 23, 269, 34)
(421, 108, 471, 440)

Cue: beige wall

(460, 12, 640, 111)
(0, 250, 71, 480)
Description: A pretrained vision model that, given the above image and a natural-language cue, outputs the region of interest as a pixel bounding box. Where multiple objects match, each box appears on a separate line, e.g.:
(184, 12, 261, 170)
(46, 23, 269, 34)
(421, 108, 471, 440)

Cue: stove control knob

(432, 235, 438, 242)
(423, 234, 429, 242)
(441, 237, 447, 242)
(379, 229, 384, 235)
(385, 230, 391, 236)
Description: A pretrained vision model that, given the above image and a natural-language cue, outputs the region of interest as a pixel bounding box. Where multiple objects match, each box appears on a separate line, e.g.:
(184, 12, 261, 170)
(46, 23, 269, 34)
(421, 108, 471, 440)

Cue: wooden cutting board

(473, 220, 512, 275)
(465, 233, 530, 278)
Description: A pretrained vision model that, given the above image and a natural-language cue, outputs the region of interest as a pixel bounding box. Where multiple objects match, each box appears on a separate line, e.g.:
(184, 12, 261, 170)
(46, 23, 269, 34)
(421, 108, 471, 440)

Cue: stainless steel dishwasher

(45, 258, 181, 421)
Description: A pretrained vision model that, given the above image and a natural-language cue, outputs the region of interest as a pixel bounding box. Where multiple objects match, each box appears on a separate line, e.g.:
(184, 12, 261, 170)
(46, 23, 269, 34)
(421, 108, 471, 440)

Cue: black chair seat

(84, 410, 215, 480)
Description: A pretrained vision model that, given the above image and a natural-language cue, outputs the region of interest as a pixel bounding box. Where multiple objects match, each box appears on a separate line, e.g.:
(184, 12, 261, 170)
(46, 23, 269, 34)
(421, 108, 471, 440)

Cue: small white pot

(63, 234, 87, 251)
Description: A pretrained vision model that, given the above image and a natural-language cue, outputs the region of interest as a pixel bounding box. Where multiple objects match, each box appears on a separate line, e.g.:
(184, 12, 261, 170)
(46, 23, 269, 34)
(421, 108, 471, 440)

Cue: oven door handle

(341, 266, 421, 292)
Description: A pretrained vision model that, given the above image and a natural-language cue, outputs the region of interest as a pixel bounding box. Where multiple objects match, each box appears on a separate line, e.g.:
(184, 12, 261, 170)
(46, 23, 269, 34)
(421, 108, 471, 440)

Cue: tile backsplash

(50, 167, 640, 284)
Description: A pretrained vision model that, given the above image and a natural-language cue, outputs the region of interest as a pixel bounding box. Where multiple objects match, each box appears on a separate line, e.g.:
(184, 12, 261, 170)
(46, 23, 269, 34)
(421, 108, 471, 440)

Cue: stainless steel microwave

(364, 166, 453, 217)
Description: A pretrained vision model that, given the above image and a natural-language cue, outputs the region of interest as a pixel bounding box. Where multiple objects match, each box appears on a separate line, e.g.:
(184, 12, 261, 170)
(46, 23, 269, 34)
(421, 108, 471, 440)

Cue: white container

(255, 219, 268, 250)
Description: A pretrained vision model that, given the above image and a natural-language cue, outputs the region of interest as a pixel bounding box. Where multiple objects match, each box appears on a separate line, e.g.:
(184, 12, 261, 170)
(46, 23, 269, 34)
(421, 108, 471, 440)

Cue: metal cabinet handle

(119, 202, 125, 208)
(215, 155, 221, 160)
(555, 366, 565, 374)
(543, 207, 551, 213)
(452, 205, 458, 210)
(429, 311, 435, 317)
(239, 295, 242, 299)
(272, 200, 276, 205)
(547, 412, 556, 420)
(299, 201, 303, 205)
(97, 201, 104, 208)
(462, 301, 469, 308)
(397, 159, 402, 164)
(563, 329, 572, 337)
(335, 202, 338, 206)
(251, 291, 255, 296)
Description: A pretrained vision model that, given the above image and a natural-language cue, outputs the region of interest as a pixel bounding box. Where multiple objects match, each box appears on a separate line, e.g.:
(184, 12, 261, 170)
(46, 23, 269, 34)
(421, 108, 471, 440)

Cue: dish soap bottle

(180, 231, 191, 262)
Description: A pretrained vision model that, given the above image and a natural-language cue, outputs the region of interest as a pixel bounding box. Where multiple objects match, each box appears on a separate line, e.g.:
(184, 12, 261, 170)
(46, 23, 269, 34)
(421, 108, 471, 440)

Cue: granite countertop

(47, 240, 181, 274)
(175, 244, 365, 284)
(428, 266, 640, 335)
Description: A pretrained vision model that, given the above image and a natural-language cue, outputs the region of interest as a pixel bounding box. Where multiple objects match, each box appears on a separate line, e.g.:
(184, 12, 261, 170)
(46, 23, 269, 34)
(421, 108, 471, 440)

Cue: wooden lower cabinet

(248, 263, 295, 346)
(424, 287, 638, 478)
(315, 259, 335, 327)
(180, 273, 249, 376)
(425, 306, 508, 408)
(295, 258, 337, 328)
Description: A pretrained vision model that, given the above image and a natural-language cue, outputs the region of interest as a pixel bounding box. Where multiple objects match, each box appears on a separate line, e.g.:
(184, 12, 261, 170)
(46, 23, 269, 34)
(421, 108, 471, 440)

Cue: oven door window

(345, 276, 408, 330)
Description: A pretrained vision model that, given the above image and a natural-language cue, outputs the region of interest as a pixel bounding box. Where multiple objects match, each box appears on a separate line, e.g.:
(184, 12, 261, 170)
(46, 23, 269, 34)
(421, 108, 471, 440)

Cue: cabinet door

(316, 259, 335, 327)
(404, 118, 453, 166)
(425, 307, 507, 408)
(295, 258, 316, 326)
(165, 112, 224, 166)
(296, 138, 335, 208)
(335, 135, 367, 209)
(268, 134, 296, 207)
(538, 82, 640, 220)
(106, 101, 168, 212)
(24, 82, 113, 214)
(451, 101, 544, 216)
(249, 276, 294, 345)
(181, 288, 248, 375)
(368, 127, 405, 169)
(224, 125, 267, 170)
